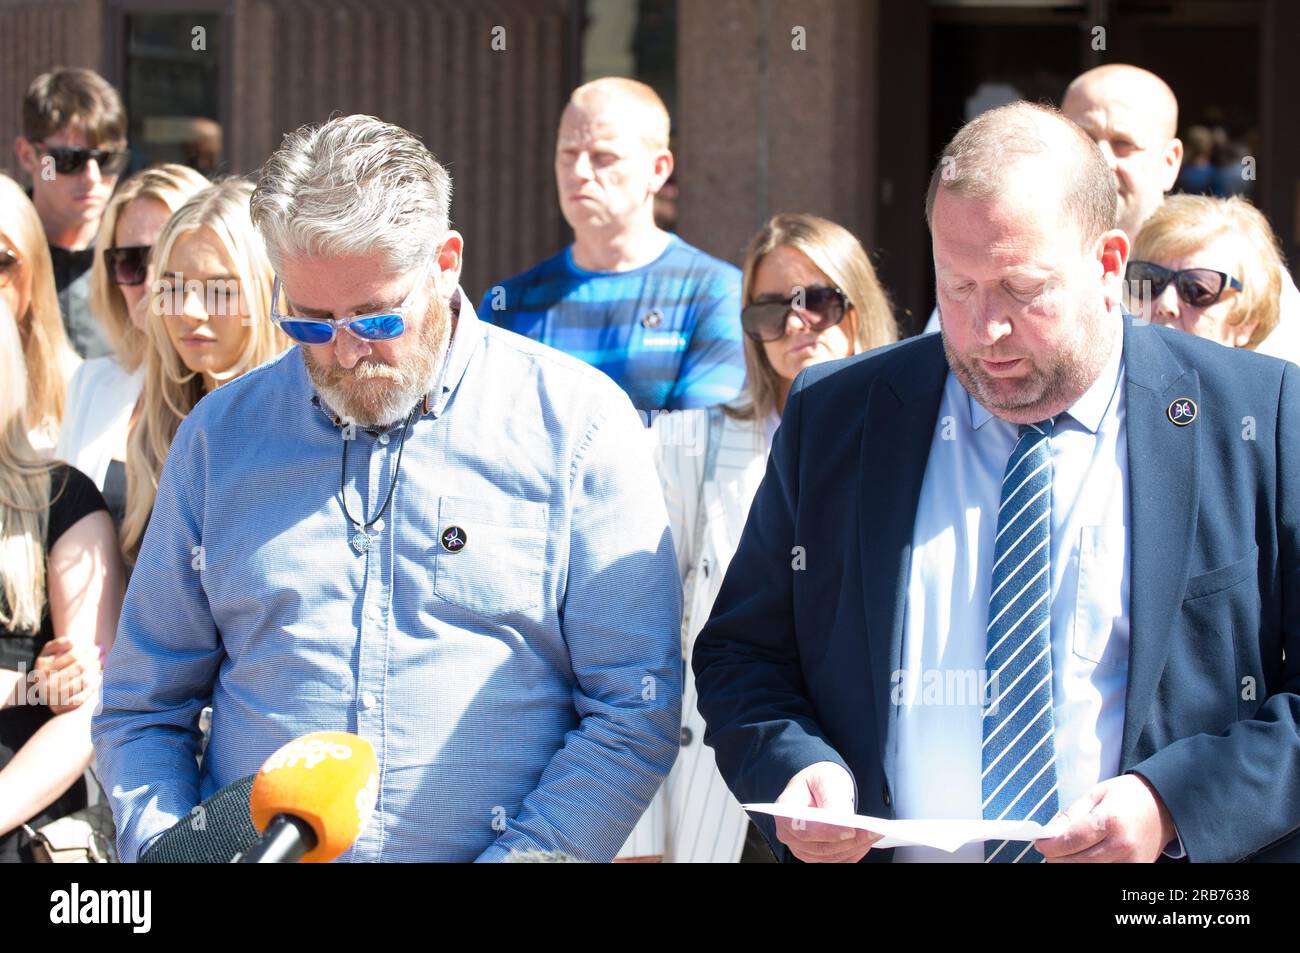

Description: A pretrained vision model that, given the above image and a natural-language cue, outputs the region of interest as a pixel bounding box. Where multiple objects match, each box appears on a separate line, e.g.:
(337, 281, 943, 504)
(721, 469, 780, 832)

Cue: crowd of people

(0, 59, 1296, 864)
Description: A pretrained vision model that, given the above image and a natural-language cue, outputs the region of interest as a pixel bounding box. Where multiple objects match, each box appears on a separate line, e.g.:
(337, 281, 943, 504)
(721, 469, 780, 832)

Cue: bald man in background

(483, 77, 744, 417)
(1061, 64, 1184, 240)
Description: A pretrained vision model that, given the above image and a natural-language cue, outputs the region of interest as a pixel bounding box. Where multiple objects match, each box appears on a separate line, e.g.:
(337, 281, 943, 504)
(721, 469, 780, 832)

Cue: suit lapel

(858, 335, 948, 797)
(1120, 318, 1201, 767)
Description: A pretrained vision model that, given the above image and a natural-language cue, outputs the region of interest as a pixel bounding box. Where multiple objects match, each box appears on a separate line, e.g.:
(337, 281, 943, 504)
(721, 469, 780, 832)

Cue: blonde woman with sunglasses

(57, 164, 209, 528)
(1127, 195, 1287, 355)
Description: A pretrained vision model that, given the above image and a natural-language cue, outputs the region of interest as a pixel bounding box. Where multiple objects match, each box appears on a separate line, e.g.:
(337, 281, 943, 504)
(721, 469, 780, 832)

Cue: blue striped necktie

(982, 417, 1059, 863)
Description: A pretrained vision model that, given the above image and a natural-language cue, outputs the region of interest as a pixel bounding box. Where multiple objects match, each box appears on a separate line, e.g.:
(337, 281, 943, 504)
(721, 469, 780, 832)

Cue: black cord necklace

(340, 404, 418, 554)
(335, 310, 458, 554)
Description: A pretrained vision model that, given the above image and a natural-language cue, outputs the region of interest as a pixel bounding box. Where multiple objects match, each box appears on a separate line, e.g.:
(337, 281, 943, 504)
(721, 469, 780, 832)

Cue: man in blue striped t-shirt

(481, 77, 744, 417)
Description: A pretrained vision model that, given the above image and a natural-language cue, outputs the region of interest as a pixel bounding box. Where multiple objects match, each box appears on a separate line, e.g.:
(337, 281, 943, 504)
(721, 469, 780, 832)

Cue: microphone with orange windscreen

(238, 731, 378, 863)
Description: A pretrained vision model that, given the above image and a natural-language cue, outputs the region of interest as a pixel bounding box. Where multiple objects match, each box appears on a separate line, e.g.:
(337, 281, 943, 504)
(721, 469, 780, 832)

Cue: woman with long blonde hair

(120, 177, 287, 563)
(0, 174, 79, 453)
(57, 164, 210, 526)
(627, 213, 898, 862)
(0, 301, 123, 862)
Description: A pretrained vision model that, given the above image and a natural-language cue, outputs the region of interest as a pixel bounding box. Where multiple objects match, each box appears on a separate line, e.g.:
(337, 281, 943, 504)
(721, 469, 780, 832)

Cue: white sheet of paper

(741, 803, 1069, 853)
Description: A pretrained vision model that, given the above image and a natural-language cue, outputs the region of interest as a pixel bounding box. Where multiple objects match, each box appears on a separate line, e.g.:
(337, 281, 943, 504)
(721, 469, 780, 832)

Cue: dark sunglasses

(36, 144, 130, 178)
(104, 245, 150, 286)
(1125, 261, 1244, 309)
(741, 285, 848, 342)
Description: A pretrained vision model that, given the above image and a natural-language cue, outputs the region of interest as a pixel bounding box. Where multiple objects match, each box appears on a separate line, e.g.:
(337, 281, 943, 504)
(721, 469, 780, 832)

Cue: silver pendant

(350, 529, 372, 554)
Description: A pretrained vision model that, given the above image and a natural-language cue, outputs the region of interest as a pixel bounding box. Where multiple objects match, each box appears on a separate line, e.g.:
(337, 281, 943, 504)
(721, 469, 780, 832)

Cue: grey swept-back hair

(250, 114, 451, 273)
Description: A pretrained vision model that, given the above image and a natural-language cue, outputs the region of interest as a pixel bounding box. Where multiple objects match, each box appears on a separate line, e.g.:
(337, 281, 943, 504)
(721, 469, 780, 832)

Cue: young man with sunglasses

(92, 115, 682, 863)
(482, 78, 744, 420)
(13, 68, 129, 360)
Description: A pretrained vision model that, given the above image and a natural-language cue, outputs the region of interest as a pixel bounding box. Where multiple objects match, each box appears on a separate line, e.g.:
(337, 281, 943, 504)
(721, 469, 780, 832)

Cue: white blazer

(56, 355, 142, 488)
(618, 404, 773, 861)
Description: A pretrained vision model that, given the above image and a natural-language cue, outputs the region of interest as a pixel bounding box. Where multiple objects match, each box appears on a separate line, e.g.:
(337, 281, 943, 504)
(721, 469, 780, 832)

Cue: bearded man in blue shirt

(92, 114, 682, 863)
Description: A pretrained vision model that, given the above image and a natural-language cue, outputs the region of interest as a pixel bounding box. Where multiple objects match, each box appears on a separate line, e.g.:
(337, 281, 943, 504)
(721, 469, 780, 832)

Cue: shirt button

(680, 726, 694, 746)
(372, 517, 385, 532)
(378, 433, 390, 446)
(360, 691, 377, 710)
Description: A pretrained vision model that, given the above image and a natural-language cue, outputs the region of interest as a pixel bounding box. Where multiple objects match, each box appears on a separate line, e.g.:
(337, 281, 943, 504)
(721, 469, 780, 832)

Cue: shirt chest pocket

(431, 495, 549, 618)
(1072, 525, 1128, 665)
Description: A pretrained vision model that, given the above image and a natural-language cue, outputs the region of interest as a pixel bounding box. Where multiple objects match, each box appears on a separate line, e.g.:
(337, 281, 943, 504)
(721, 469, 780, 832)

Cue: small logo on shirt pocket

(431, 497, 547, 617)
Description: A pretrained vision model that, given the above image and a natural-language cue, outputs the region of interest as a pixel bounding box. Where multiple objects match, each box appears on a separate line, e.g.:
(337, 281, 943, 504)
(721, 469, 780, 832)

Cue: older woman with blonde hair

(0, 174, 79, 452)
(1127, 194, 1287, 354)
(120, 177, 287, 563)
(624, 212, 898, 863)
(57, 164, 210, 526)
(0, 301, 123, 862)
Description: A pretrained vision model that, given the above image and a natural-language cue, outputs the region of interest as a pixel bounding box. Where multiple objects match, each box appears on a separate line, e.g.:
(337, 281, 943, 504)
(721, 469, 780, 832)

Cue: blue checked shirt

(92, 291, 683, 862)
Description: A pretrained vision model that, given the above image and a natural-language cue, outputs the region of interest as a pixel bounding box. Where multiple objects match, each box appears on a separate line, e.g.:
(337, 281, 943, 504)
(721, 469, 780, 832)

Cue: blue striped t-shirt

(480, 235, 745, 413)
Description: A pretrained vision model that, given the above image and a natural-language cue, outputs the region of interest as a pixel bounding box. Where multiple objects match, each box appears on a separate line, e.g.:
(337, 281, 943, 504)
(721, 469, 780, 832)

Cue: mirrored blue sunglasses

(271, 261, 430, 345)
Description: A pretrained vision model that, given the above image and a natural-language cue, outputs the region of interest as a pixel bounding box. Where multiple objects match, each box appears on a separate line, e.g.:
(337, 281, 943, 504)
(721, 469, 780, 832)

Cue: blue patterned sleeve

(476, 398, 683, 862)
(91, 420, 224, 862)
(665, 266, 746, 410)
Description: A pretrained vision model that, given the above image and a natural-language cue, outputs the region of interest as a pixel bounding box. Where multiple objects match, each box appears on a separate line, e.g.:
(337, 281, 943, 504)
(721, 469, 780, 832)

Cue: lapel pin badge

(440, 525, 467, 553)
(1167, 397, 1197, 427)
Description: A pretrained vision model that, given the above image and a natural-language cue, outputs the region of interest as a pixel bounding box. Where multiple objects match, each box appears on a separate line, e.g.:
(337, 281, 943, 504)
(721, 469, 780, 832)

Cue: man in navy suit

(694, 101, 1300, 863)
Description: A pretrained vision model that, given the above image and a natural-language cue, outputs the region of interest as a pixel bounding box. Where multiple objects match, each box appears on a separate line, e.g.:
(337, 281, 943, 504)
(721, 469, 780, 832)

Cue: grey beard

(310, 371, 422, 429)
(304, 297, 449, 429)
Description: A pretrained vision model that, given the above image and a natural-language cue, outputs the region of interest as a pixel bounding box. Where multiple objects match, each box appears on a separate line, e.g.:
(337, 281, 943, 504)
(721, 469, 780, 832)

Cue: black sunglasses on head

(741, 285, 849, 342)
(36, 143, 130, 178)
(1125, 260, 1244, 309)
(104, 245, 151, 286)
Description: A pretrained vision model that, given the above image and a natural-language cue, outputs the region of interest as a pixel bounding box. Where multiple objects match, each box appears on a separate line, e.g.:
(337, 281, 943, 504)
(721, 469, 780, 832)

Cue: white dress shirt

(894, 323, 1130, 862)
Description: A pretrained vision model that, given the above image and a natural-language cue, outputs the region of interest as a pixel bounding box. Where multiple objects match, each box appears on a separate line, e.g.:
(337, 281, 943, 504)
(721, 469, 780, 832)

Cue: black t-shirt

(0, 464, 108, 862)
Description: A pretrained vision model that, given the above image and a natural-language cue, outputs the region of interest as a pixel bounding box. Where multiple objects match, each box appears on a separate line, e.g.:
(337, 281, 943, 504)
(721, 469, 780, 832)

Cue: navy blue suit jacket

(694, 316, 1300, 863)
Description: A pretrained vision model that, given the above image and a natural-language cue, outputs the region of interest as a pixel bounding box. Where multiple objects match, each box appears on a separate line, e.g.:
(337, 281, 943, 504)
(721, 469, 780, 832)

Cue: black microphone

(236, 815, 318, 863)
(139, 775, 258, 863)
